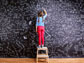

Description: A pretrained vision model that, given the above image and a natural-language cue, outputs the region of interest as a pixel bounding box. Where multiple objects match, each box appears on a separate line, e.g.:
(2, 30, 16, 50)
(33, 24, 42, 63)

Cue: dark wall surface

(0, 0, 84, 58)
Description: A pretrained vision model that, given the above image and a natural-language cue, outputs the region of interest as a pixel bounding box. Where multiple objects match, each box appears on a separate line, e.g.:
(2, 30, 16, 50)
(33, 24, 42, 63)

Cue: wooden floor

(0, 58, 84, 63)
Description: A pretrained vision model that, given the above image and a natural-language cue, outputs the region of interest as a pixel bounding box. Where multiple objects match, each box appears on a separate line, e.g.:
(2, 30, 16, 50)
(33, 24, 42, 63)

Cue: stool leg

(45, 58, 47, 63)
(46, 58, 49, 63)
(48, 58, 49, 63)
(37, 49, 38, 63)
(36, 58, 38, 63)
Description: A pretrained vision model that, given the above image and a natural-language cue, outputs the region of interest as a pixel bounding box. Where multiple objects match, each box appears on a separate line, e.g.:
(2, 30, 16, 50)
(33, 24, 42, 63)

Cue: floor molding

(0, 58, 83, 63)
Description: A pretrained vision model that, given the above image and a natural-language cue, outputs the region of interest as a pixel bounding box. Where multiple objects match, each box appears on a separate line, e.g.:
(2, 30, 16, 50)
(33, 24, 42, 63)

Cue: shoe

(37, 45, 41, 48)
(42, 45, 44, 48)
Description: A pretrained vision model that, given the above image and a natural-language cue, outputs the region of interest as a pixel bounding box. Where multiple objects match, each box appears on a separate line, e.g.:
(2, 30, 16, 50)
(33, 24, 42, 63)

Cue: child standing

(36, 8, 47, 48)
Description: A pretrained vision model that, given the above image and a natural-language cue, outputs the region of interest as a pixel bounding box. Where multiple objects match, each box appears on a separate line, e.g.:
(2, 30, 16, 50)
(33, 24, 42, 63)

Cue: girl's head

(38, 10, 43, 17)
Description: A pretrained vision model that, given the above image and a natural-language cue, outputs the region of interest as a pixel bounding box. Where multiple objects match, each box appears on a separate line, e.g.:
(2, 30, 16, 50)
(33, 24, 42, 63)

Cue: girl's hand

(36, 26, 37, 32)
(42, 8, 47, 15)
(42, 8, 45, 11)
(36, 29, 37, 32)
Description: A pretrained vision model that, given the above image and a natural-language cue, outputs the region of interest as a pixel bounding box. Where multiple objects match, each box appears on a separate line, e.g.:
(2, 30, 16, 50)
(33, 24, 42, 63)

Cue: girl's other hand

(36, 29, 37, 32)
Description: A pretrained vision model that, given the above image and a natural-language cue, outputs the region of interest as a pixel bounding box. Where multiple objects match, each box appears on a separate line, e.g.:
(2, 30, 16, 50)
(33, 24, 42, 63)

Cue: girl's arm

(43, 8, 47, 15)
(42, 8, 47, 19)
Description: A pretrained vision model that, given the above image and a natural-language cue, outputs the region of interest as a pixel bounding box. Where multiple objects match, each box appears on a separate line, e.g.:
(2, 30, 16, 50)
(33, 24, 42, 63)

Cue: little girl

(36, 8, 47, 48)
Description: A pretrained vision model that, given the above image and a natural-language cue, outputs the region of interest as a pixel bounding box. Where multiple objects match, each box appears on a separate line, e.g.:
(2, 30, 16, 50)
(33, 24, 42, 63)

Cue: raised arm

(42, 8, 47, 19)
(43, 8, 47, 15)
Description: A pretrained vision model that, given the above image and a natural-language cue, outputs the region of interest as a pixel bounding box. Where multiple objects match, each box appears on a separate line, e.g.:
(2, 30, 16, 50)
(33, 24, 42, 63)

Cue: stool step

(37, 47, 48, 50)
(37, 55, 49, 58)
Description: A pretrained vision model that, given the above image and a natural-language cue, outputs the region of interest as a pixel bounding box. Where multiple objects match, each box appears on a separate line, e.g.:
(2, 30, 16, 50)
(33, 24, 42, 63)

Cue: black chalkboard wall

(0, 0, 84, 58)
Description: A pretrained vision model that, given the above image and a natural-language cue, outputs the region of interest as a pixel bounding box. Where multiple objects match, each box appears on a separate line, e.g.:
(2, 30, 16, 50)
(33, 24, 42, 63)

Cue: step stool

(36, 47, 49, 63)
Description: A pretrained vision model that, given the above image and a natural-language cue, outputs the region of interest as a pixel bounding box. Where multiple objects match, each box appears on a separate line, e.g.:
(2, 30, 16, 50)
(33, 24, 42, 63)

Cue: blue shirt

(36, 14, 47, 26)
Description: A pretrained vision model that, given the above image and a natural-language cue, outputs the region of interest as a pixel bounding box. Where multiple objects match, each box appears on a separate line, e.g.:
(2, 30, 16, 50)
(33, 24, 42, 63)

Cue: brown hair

(38, 11, 44, 22)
